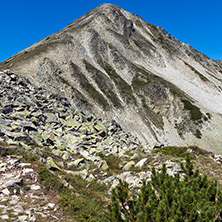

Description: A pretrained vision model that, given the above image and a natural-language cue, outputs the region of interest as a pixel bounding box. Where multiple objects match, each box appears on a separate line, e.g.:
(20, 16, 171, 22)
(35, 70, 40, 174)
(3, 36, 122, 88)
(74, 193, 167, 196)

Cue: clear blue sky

(0, 0, 222, 62)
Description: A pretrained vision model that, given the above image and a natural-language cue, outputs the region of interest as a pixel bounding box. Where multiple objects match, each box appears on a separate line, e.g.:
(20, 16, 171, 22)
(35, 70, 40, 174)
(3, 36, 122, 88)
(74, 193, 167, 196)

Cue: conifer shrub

(107, 154, 222, 221)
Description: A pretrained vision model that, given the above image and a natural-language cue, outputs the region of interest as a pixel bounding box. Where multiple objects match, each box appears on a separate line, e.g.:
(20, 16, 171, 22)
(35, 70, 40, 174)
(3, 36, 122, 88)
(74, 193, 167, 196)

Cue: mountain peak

(0, 4, 222, 153)
(97, 3, 121, 9)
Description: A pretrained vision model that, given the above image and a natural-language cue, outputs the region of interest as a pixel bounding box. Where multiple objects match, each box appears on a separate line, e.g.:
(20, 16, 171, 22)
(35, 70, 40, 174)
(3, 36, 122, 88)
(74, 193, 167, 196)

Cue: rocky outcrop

(0, 4, 221, 152)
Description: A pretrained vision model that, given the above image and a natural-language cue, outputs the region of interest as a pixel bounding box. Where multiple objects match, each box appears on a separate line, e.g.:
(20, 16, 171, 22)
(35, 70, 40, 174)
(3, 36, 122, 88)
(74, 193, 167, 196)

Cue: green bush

(107, 154, 222, 221)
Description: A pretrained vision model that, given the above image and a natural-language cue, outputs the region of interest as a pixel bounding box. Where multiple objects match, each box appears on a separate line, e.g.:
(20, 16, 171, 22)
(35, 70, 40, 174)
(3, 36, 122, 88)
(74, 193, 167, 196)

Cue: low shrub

(107, 154, 222, 221)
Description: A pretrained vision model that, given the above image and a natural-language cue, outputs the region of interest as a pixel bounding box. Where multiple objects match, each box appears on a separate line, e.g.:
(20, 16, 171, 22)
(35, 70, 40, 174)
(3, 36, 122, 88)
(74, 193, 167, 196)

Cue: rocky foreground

(0, 69, 222, 221)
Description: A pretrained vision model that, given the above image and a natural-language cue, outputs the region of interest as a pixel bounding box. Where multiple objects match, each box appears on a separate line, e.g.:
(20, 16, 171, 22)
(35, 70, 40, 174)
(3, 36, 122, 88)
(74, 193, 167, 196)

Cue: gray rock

(46, 157, 61, 170)
(135, 158, 148, 168)
(3, 178, 23, 188)
(130, 153, 139, 160)
(1, 188, 10, 195)
(0, 215, 9, 220)
(103, 176, 115, 184)
(86, 174, 96, 181)
(30, 185, 41, 190)
(122, 161, 135, 170)
(98, 160, 109, 171)
(18, 215, 28, 221)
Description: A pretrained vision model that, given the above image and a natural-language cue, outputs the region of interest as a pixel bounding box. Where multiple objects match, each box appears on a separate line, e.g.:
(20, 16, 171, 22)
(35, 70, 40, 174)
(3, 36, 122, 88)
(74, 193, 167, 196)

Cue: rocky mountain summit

(0, 3, 222, 152)
(0, 3, 222, 221)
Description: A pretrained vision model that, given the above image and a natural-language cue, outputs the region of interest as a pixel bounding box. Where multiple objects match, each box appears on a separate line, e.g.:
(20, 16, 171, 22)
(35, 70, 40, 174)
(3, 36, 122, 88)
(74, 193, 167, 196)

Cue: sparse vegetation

(83, 60, 122, 107)
(154, 146, 194, 158)
(70, 62, 110, 109)
(107, 154, 222, 221)
(154, 146, 211, 158)
(38, 167, 108, 221)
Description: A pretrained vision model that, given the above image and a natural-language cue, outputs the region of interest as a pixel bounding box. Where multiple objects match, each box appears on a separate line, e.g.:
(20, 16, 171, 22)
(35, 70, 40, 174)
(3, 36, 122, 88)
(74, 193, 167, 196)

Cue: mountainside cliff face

(1, 3, 222, 152)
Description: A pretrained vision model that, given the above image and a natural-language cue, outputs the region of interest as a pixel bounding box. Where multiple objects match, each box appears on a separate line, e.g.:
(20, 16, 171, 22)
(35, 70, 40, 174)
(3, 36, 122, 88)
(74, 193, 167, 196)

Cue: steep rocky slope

(0, 3, 222, 152)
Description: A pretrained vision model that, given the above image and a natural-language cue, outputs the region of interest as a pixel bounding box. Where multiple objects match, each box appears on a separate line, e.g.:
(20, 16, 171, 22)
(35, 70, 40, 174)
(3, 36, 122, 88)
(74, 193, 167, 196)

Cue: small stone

(103, 176, 115, 184)
(86, 174, 95, 181)
(10, 197, 19, 205)
(79, 169, 88, 179)
(74, 158, 85, 166)
(8, 158, 20, 166)
(28, 213, 36, 221)
(122, 161, 135, 170)
(130, 153, 139, 160)
(98, 160, 109, 171)
(2, 188, 10, 195)
(0, 215, 9, 220)
(30, 184, 41, 190)
(68, 158, 84, 168)
(65, 169, 88, 179)
(57, 161, 64, 168)
(19, 163, 31, 167)
(22, 168, 34, 175)
(13, 205, 24, 214)
(3, 178, 23, 188)
(46, 157, 61, 170)
(110, 179, 120, 190)
(135, 158, 148, 168)
(44, 203, 55, 210)
(18, 215, 28, 221)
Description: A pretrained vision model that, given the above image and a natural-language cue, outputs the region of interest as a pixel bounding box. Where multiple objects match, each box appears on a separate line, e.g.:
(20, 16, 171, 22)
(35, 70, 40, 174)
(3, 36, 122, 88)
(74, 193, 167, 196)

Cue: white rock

(86, 174, 95, 181)
(10, 195, 19, 205)
(28, 213, 36, 221)
(3, 178, 23, 188)
(14, 205, 24, 214)
(0, 163, 7, 168)
(18, 215, 28, 221)
(73, 158, 85, 166)
(2, 188, 10, 195)
(98, 160, 109, 171)
(30, 184, 41, 191)
(0, 215, 9, 220)
(130, 153, 139, 160)
(19, 163, 31, 167)
(103, 176, 115, 184)
(135, 158, 148, 168)
(110, 179, 120, 190)
(44, 203, 55, 210)
(8, 159, 20, 165)
(22, 168, 34, 175)
(122, 161, 135, 170)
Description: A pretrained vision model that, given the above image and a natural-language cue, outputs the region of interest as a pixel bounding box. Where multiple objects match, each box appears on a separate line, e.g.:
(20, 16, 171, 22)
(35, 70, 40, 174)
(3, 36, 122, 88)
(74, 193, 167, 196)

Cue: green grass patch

(38, 167, 108, 221)
(155, 146, 211, 158)
(154, 146, 194, 158)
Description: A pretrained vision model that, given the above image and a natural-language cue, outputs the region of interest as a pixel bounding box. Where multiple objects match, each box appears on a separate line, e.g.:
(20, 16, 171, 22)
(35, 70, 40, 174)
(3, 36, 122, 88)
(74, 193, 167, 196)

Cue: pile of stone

(0, 69, 140, 169)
